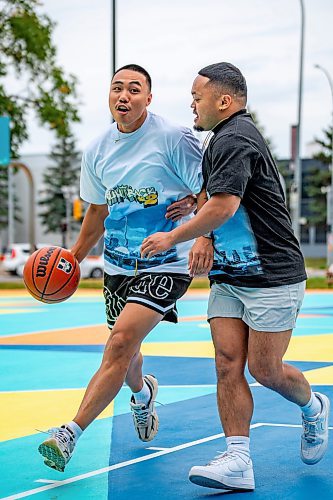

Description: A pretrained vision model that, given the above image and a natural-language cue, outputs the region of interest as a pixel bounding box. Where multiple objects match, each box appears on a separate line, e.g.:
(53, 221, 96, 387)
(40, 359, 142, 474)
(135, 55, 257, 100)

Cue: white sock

(300, 392, 322, 420)
(226, 436, 250, 461)
(133, 380, 151, 405)
(67, 421, 83, 441)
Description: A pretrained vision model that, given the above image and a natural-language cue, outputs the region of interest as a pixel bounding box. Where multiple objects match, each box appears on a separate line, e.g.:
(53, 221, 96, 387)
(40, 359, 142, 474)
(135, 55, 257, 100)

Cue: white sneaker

(189, 452, 255, 491)
(301, 392, 330, 465)
(130, 374, 159, 442)
(38, 425, 76, 472)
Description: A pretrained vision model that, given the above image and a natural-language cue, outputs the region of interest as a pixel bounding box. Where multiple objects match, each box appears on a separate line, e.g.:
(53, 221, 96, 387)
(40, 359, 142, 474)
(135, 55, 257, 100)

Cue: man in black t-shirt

(141, 62, 330, 493)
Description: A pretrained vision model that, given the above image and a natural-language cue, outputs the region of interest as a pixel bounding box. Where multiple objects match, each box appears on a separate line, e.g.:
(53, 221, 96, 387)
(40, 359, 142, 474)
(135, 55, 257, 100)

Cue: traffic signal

(73, 198, 83, 220)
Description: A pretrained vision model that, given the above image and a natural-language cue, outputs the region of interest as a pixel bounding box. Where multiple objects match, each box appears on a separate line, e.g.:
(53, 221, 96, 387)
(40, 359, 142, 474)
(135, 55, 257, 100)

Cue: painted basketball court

(0, 288, 332, 499)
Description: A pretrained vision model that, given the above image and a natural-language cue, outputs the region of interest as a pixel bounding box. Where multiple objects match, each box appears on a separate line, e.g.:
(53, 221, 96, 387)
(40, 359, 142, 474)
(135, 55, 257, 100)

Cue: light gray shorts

(207, 281, 306, 332)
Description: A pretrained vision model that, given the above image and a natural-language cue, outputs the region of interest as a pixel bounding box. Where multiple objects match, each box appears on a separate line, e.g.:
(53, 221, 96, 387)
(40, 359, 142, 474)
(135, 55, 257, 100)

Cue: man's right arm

(70, 203, 108, 263)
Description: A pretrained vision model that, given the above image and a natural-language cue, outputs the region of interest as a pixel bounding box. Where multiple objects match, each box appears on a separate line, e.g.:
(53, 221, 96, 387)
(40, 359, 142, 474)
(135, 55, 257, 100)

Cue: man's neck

(117, 110, 148, 133)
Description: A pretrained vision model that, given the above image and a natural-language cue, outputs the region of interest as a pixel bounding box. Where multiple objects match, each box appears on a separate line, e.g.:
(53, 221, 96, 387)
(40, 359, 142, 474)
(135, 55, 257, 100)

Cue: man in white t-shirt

(37, 64, 213, 472)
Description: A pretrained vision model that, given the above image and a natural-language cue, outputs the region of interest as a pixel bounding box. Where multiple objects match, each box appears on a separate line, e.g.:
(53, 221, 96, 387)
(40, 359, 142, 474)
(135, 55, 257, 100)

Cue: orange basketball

(23, 246, 80, 303)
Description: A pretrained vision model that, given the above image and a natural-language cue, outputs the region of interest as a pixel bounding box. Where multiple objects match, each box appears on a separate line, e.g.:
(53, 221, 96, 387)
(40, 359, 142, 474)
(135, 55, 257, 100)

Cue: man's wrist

(202, 232, 212, 239)
(170, 228, 181, 246)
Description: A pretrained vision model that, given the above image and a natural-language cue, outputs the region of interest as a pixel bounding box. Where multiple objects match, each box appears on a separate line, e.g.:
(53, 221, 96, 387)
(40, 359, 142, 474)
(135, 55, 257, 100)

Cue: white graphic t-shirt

(80, 112, 203, 276)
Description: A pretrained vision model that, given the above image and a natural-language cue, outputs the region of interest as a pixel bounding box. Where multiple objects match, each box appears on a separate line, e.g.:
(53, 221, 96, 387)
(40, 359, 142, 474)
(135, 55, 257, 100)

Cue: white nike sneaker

(38, 425, 76, 472)
(189, 452, 255, 491)
(130, 374, 159, 442)
(301, 392, 330, 465)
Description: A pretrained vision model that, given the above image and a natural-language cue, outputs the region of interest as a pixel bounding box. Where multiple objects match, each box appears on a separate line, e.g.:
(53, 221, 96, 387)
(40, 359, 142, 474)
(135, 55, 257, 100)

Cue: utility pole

(112, 0, 116, 77)
(291, 0, 305, 242)
(61, 186, 77, 249)
(111, 0, 116, 123)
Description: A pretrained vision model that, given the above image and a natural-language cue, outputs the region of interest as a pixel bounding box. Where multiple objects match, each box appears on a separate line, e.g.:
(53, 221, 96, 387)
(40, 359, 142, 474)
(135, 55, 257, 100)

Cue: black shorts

(103, 272, 192, 328)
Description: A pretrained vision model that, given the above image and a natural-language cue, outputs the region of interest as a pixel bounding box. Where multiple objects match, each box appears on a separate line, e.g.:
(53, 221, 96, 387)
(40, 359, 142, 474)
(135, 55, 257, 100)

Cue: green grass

(0, 281, 26, 290)
(0, 276, 332, 290)
(305, 257, 327, 270)
(306, 276, 332, 289)
(78, 279, 103, 289)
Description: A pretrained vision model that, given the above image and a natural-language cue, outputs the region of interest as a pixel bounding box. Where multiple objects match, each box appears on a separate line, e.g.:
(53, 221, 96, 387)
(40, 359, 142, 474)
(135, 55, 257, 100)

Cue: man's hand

(188, 237, 214, 277)
(141, 232, 175, 259)
(165, 195, 197, 221)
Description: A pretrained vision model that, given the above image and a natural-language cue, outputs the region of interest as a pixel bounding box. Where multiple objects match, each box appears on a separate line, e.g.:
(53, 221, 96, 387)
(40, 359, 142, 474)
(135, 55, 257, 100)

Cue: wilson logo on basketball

(36, 247, 57, 278)
(57, 257, 73, 274)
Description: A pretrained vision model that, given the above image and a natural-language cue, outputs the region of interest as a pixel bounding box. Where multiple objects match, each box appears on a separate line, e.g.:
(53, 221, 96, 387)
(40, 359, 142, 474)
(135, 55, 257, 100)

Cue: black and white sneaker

(38, 425, 76, 472)
(130, 374, 159, 442)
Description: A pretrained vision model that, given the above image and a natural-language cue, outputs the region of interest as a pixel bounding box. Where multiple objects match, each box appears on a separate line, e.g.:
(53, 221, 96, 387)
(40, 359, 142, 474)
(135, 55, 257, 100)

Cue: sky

(15, 0, 333, 159)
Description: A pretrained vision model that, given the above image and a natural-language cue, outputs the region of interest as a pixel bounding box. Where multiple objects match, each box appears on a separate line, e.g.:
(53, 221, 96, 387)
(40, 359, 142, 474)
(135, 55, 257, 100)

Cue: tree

(248, 107, 275, 153)
(306, 125, 332, 224)
(0, 0, 80, 230)
(39, 134, 81, 247)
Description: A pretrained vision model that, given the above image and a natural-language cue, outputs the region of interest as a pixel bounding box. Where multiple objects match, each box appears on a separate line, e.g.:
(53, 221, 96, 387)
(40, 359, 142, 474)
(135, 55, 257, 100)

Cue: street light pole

(111, 0, 116, 77)
(61, 186, 77, 249)
(292, 0, 305, 242)
(314, 63, 333, 267)
(111, 0, 116, 123)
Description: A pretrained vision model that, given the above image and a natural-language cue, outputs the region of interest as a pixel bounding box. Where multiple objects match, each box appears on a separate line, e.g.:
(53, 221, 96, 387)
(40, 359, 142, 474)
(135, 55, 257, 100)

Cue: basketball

(23, 246, 80, 303)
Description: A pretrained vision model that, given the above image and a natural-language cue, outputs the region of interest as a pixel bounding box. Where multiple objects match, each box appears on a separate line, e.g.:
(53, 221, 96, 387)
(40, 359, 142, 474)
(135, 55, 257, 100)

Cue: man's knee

(215, 350, 245, 380)
(102, 330, 136, 366)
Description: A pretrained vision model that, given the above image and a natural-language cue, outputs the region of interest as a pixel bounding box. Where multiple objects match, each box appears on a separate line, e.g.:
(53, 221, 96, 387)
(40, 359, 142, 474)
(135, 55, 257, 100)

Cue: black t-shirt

(203, 109, 307, 287)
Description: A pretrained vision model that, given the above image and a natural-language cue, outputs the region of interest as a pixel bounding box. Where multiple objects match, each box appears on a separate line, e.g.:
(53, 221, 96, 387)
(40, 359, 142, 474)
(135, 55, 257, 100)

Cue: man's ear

(219, 94, 232, 110)
(147, 93, 152, 106)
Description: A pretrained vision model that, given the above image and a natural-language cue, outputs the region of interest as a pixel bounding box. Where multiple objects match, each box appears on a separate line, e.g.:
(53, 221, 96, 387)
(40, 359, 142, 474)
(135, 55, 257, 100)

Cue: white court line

(1, 423, 263, 499)
(146, 447, 170, 451)
(260, 423, 333, 430)
(33, 480, 59, 485)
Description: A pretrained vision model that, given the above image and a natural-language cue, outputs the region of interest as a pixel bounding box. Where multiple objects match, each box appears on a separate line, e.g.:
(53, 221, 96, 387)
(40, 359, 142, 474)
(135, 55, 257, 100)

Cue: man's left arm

(141, 192, 240, 259)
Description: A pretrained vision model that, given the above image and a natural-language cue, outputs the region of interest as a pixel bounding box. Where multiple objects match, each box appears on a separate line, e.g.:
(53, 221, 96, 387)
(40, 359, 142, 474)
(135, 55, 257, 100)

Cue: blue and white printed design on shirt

(104, 197, 178, 271)
(80, 112, 203, 276)
(210, 205, 263, 277)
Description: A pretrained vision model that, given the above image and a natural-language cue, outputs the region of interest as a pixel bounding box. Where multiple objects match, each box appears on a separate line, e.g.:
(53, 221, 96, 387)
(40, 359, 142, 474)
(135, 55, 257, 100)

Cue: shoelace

(132, 406, 150, 426)
(131, 399, 164, 424)
(207, 451, 236, 466)
(52, 427, 74, 445)
(37, 427, 74, 445)
(303, 420, 320, 443)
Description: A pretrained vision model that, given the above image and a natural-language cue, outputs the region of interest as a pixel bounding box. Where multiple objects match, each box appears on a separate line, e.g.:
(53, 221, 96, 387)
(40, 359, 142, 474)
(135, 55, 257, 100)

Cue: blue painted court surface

(0, 289, 333, 499)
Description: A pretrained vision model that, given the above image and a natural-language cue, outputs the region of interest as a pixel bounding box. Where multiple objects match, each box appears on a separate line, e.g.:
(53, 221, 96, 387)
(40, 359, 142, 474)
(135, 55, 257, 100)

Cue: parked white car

(2, 243, 51, 277)
(80, 254, 104, 279)
(3, 243, 104, 279)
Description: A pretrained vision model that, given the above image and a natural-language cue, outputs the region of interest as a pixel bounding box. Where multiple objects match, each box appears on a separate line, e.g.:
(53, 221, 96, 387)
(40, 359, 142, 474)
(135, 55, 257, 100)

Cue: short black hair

(113, 64, 152, 92)
(198, 62, 247, 102)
